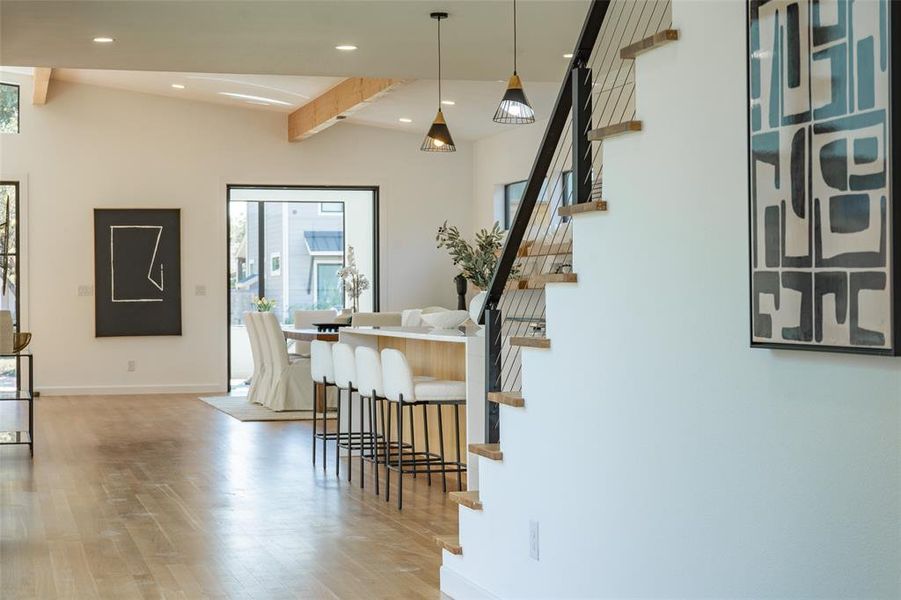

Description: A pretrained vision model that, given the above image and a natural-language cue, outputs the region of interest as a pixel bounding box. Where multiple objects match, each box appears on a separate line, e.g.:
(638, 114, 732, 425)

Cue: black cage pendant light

(422, 11, 456, 152)
(493, 0, 535, 124)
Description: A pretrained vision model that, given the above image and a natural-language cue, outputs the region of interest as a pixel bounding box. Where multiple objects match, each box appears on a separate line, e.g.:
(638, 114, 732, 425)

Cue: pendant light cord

(513, 0, 518, 74)
(437, 16, 443, 107)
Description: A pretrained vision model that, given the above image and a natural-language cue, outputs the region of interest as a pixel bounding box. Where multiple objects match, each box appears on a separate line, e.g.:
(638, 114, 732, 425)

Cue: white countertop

(341, 326, 482, 343)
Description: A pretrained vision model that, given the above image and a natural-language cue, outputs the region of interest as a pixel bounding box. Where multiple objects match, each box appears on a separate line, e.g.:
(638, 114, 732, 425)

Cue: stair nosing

(488, 391, 525, 408)
(587, 120, 642, 141)
(468, 443, 503, 461)
(558, 200, 608, 217)
(434, 534, 463, 555)
(448, 490, 483, 511)
(510, 336, 551, 349)
(620, 29, 679, 59)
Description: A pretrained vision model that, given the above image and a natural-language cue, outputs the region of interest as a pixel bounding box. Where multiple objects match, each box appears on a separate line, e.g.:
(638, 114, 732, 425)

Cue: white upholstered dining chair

(257, 312, 314, 412)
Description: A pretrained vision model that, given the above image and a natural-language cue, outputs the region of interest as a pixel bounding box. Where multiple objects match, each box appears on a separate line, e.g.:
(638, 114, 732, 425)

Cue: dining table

(281, 326, 339, 343)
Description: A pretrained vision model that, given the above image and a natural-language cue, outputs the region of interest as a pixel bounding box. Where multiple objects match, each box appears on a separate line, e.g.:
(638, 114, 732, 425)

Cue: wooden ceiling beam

(32, 67, 52, 105)
(288, 77, 404, 142)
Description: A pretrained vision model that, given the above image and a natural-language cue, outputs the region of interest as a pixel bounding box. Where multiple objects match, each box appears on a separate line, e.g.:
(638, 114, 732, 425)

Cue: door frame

(225, 184, 380, 390)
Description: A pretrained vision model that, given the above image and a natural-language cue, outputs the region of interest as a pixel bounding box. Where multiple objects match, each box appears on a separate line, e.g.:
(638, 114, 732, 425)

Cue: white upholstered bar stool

(380, 348, 467, 510)
(332, 342, 367, 482)
(310, 340, 338, 471)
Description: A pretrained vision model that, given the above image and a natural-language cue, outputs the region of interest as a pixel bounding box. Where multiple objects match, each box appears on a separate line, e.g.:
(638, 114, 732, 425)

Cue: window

(0, 83, 19, 134)
(0, 182, 20, 391)
(319, 202, 344, 214)
(269, 252, 281, 276)
(314, 262, 343, 309)
(504, 180, 527, 229)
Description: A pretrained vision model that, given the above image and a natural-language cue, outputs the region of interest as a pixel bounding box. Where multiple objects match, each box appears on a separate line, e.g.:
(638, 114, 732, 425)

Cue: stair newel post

(571, 65, 593, 207)
(485, 306, 503, 445)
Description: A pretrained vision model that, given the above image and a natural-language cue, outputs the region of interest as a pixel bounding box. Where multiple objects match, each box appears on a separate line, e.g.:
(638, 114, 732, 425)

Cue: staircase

(439, 0, 677, 597)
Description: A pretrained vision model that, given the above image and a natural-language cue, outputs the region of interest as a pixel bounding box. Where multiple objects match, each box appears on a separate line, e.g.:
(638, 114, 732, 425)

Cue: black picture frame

(747, 0, 900, 355)
(94, 209, 182, 337)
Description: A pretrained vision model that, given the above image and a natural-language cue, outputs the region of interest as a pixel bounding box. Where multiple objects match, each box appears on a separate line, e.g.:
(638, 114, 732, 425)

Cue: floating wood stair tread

(558, 200, 608, 217)
(507, 273, 578, 291)
(620, 29, 679, 59)
(588, 121, 642, 141)
(488, 391, 525, 408)
(510, 336, 551, 349)
(518, 240, 573, 258)
(468, 443, 504, 461)
(434, 534, 463, 555)
(448, 490, 483, 511)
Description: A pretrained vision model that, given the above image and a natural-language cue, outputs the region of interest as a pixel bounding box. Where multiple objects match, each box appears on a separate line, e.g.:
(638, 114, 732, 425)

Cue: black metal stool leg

(371, 393, 380, 496)
(385, 401, 392, 503)
(423, 404, 432, 486)
(322, 377, 329, 472)
(359, 385, 365, 488)
(437, 405, 447, 493)
(346, 387, 352, 483)
(397, 397, 404, 510)
(454, 404, 463, 491)
(408, 403, 416, 479)
(336, 387, 342, 477)
(312, 381, 318, 465)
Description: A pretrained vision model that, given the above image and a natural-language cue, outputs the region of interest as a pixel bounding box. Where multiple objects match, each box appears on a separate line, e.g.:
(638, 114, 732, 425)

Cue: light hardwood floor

(0, 394, 460, 599)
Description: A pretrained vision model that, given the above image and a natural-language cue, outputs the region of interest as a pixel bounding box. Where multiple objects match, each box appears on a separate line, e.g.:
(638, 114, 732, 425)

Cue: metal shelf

(0, 390, 32, 402)
(0, 431, 31, 445)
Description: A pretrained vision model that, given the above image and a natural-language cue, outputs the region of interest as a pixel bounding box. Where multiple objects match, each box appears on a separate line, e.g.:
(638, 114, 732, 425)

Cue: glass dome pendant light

(421, 11, 456, 152)
(493, 0, 535, 124)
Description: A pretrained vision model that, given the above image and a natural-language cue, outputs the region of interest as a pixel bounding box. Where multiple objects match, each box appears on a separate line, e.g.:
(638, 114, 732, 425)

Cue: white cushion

(413, 378, 466, 402)
(401, 309, 423, 327)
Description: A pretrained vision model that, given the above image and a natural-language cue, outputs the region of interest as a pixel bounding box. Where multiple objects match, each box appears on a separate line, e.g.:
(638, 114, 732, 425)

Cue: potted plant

(337, 246, 370, 312)
(252, 296, 276, 312)
(436, 221, 507, 322)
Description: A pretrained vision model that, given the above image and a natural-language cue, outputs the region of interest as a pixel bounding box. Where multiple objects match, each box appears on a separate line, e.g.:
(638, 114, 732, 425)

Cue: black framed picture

(748, 0, 899, 354)
(94, 209, 182, 337)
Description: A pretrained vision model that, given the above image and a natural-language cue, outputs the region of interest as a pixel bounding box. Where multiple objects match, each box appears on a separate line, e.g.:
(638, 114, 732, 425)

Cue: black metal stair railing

(480, 0, 672, 443)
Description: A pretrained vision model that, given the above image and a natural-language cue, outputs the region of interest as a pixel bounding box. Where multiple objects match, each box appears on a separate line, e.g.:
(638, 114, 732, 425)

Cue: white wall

(0, 76, 473, 394)
(444, 1, 900, 598)
(471, 120, 545, 232)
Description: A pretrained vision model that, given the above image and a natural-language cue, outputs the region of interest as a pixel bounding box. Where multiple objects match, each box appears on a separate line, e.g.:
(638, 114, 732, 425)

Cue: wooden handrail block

(434, 534, 463, 555)
(588, 121, 642, 141)
(620, 29, 679, 59)
(510, 336, 550, 349)
(448, 490, 483, 511)
(468, 443, 503, 461)
(558, 201, 607, 217)
(488, 392, 525, 408)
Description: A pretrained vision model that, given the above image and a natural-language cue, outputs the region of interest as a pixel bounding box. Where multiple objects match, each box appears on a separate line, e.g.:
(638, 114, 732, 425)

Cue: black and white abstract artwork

(94, 209, 181, 337)
(748, 0, 898, 353)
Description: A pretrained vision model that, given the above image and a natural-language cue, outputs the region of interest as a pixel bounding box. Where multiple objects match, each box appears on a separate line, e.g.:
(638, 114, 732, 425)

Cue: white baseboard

(37, 384, 226, 396)
(440, 566, 498, 600)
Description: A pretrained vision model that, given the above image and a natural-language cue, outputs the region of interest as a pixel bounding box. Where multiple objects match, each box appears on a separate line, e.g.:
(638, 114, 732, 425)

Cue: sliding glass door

(0, 182, 19, 391)
(226, 186, 378, 390)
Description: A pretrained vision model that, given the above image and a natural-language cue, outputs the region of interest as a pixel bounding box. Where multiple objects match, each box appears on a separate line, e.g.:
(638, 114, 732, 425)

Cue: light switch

(195, 284, 207, 297)
(77, 285, 93, 297)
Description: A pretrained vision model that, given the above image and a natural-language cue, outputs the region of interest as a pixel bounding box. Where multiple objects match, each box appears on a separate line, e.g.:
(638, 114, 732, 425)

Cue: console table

(0, 351, 34, 457)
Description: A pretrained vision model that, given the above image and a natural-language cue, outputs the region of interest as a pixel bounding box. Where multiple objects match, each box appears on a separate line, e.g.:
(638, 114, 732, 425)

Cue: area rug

(198, 395, 321, 422)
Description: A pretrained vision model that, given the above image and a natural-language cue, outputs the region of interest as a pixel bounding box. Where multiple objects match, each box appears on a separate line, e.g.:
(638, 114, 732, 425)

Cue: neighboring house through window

(0, 83, 19, 134)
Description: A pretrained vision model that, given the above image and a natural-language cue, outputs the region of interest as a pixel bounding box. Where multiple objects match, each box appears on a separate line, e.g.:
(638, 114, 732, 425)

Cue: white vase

(468, 291, 488, 324)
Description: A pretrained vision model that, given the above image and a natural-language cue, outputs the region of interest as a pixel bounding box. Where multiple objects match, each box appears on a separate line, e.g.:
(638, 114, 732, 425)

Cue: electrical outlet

(195, 284, 207, 296)
(127, 360, 136, 372)
(77, 285, 94, 297)
(529, 520, 540, 561)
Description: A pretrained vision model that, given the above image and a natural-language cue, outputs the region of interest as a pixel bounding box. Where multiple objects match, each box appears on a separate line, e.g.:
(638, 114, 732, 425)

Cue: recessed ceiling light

(93, 37, 115, 43)
(563, 53, 573, 58)
(398, 118, 413, 123)
(335, 45, 358, 51)
(441, 100, 455, 106)
(171, 84, 185, 89)
(218, 92, 293, 106)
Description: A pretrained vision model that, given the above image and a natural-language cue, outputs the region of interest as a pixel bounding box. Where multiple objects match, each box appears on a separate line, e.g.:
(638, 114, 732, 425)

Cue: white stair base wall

(442, 0, 900, 598)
